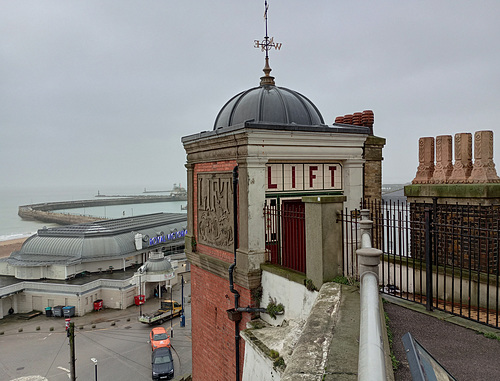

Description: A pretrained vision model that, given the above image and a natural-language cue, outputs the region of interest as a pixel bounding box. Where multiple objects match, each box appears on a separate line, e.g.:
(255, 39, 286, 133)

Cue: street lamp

(91, 358, 98, 381)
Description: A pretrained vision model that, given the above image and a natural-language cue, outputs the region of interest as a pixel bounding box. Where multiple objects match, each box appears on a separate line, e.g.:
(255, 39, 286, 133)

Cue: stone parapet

(404, 183, 500, 205)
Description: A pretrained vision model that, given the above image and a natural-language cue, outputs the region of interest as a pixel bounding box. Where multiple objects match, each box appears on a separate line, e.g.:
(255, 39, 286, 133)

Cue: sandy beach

(0, 238, 27, 258)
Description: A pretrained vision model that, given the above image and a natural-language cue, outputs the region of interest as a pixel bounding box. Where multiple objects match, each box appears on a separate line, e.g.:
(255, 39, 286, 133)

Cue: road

(0, 282, 192, 381)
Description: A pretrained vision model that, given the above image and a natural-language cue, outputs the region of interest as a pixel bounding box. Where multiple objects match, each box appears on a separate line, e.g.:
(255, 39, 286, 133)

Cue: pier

(18, 194, 187, 225)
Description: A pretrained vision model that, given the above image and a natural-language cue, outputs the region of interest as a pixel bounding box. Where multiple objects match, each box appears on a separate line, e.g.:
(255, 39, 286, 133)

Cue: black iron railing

(341, 199, 500, 329)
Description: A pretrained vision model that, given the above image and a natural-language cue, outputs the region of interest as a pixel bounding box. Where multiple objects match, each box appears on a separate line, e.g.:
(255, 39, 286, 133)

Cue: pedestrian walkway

(383, 295, 500, 381)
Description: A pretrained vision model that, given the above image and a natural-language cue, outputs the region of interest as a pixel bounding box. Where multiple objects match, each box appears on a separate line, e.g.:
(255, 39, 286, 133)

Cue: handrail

(357, 210, 386, 381)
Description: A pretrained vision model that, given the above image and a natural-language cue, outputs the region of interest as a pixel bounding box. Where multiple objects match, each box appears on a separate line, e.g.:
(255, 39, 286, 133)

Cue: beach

(0, 238, 26, 259)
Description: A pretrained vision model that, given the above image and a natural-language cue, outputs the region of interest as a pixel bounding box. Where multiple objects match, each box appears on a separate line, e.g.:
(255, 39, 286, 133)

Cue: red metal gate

(264, 199, 306, 274)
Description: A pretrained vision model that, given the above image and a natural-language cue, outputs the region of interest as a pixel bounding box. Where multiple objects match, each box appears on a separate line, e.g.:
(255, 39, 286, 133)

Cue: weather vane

(254, 1, 282, 85)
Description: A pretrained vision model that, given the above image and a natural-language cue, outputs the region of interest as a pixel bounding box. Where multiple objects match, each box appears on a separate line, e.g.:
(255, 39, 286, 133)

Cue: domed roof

(214, 85, 325, 130)
(143, 250, 173, 274)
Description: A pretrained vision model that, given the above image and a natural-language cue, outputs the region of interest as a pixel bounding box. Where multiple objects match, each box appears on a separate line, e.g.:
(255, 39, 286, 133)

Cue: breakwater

(18, 194, 187, 225)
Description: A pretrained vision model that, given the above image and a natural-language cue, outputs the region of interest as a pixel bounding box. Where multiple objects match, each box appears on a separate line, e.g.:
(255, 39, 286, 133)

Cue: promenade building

(0, 213, 188, 319)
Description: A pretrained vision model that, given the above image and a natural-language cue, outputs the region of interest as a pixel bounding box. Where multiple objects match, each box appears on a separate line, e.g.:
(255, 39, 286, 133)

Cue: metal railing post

(425, 208, 433, 311)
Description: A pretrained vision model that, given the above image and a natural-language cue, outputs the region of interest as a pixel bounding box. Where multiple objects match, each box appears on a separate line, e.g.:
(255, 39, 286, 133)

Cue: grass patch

(331, 275, 360, 287)
(304, 278, 318, 292)
(273, 356, 286, 371)
(483, 332, 500, 342)
(385, 312, 400, 371)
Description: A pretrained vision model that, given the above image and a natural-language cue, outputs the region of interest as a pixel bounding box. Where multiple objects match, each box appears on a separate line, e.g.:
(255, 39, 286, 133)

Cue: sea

(0, 185, 187, 242)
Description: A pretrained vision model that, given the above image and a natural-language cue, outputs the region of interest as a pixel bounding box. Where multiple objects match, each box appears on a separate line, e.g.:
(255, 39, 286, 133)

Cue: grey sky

(1, 1, 499, 191)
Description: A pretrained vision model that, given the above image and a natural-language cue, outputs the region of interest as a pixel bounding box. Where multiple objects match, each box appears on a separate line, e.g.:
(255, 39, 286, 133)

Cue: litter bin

(45, 307, 52, 317)
(63, 306, 75, 317)
(94, 299, 103, 311)
(134, 295, 145, 306)
(52, 305, 63, 317)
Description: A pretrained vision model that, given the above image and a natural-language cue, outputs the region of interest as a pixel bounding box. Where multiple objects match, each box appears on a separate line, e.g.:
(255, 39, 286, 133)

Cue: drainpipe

(228, 165, 241, 381)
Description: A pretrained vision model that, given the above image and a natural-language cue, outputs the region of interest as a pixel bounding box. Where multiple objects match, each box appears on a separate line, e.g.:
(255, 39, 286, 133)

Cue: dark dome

(214, 85, 325, 130)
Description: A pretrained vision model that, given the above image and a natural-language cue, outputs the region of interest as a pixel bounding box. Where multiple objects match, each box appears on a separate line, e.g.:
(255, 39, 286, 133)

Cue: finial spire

(254, 1, 282, 86)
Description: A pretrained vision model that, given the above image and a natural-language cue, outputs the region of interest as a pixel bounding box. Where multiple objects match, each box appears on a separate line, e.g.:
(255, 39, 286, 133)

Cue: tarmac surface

(383, 295, 500, 381)
(0, 282, 192, 381)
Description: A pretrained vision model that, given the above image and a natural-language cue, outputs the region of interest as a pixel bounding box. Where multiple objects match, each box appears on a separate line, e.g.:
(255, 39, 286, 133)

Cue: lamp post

(91, 358, 98, 381)
(170, 282, 174, 338)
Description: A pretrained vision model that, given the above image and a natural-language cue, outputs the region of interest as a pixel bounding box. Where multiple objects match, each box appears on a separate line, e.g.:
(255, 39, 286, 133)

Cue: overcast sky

(1, 1, 500, 192)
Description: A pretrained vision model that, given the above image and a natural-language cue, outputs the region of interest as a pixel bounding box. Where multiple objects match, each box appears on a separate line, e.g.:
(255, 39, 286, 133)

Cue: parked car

(150, 326, 171, 350)
(152, 347, 174, 380)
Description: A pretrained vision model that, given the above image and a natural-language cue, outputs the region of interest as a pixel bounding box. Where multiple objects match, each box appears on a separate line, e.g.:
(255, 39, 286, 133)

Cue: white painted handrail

(357, 211, 386, 381)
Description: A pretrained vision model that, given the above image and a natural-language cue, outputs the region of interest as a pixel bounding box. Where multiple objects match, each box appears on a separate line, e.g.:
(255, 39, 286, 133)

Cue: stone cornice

(186, 249, 262, 290)
(404, 183, 500, 199)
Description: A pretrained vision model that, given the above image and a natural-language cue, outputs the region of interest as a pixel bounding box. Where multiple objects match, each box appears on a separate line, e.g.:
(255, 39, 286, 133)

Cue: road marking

(57, 366, 69, 373)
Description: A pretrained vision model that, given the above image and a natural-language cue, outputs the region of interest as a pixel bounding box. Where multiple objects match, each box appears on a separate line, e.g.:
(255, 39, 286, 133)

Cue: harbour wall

(18, 195, 187, 225)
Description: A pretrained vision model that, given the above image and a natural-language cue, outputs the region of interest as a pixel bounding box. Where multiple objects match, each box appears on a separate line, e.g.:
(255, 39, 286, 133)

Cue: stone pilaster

(412, 137, 435, 184)
(363, 135, 386, 203)
(303, 195, 346, 288)
(432, 135, 453, 183)
(236, 156, 267, 278)
(469, 130, 500, 183)
(449, 133, 473, 183)
(343, 159, 364, 212)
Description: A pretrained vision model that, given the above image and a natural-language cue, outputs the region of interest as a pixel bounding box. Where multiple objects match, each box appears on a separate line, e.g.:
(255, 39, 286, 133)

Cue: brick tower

(181, 7, 384, 380)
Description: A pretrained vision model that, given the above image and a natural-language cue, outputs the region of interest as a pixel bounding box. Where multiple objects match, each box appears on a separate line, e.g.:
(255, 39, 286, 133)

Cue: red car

(150, 327, 171, 351)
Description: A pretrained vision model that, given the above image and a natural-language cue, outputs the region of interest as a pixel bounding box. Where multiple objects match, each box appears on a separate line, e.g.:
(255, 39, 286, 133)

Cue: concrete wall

(242, 336, 281, 381)
(0, 278, 136, 318)
(0, 260, 15, 276)
(260, 270, 318, 326)
(240, 270, 318, 381)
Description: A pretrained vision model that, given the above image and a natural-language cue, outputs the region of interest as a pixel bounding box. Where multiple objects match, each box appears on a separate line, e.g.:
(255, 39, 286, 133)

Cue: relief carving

(197, 173, 234, 251)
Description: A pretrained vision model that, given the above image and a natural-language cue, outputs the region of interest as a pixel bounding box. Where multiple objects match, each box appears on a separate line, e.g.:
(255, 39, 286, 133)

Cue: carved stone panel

(197, 172, 234, 252)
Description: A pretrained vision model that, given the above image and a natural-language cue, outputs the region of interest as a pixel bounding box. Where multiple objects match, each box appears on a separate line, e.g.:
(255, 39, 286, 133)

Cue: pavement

(0, 282, 192, 381)
(383, 294, 500, 381)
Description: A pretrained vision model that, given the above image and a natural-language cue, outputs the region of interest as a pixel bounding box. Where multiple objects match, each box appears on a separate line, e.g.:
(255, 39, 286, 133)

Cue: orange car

(150, 327, 171, 351)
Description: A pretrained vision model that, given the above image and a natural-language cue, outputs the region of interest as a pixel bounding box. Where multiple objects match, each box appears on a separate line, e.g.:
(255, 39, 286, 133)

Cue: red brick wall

(191, 264, 252, 381)
(191, 159, 252, 380)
